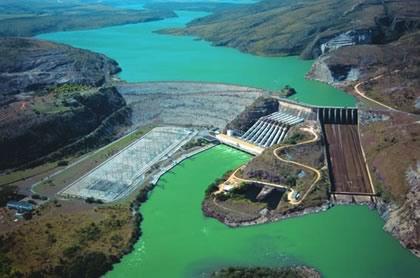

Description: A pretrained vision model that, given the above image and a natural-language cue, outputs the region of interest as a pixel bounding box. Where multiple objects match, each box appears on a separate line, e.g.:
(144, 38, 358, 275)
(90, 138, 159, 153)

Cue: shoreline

(109, 144, 220, 272)
(203, 194, 420, 258)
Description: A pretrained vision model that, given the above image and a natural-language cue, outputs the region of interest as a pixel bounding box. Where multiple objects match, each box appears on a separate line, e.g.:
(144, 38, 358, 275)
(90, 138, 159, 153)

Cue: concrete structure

(240, 111, 304, 148)
(320, 30, 372, 54)
(318, 107, 358, 124)
(7, 201, 33, 213)
(59, 127, 196, 202)
(216, 133, 264, 155)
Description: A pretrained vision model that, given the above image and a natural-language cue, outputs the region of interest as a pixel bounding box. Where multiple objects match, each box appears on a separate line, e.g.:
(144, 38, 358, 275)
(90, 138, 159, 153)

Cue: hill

(0, 0, 176, 37)
(309, 31, 420, 113)
(164, 0, 420, 58)
(0, 38, 130, 170)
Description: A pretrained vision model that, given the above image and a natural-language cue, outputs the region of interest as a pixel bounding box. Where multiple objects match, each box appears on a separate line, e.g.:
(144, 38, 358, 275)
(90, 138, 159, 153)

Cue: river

(107, 145, 420, 277)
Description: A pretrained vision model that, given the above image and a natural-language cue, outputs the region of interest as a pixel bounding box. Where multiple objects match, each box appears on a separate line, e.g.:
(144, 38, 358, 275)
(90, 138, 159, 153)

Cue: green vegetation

(204, 170, 234, 197)
(216, 183, 257, 202)
(182, 138, 208, 150)
(47, 84, 92, 96)
(285, 175, 297, 187)
(0, 185, 24, 206)
(85, 197, 104, 204)
(283, 132, 307, 145)
(57, 160, 69, 167)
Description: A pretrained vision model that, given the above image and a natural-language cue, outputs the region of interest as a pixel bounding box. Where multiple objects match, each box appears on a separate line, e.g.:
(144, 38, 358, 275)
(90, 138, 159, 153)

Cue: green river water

(107, 145, 420, 277)
(37, 9, 420, 278)
(38, 10, 355, 107)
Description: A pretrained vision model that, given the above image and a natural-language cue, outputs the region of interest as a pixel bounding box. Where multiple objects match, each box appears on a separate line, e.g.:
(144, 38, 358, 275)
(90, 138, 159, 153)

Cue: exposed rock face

(308, 56, 360, 85)
(308, 31, 420, 113)
(384, 177, 420, 257)
(319, 30, 373, 56)
(0, 38, 130, 170)
(225, 97, 279, 133)
(0, 38, 121, 105)
(165, 0, 420, 59)
(0, 87, 129, 170)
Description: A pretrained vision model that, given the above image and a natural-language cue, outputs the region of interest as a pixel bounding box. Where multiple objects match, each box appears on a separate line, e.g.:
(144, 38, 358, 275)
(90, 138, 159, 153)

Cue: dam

(218, 98, 375, 201)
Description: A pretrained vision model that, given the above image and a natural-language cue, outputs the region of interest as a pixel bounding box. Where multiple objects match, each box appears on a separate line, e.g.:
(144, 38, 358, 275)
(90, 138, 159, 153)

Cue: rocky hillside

(359, 110, 420, 256)
(308, 31, 420, 113)
(0, 38, 121, 105)
(164, 0, 420, 58)
(0, 38, 130, 170)
(224, 97, 278, 133)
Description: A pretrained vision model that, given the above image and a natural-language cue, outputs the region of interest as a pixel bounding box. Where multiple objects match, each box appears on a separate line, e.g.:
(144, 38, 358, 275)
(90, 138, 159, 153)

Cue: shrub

(85, 197, 103, 204)
(57, 160, 69, 166)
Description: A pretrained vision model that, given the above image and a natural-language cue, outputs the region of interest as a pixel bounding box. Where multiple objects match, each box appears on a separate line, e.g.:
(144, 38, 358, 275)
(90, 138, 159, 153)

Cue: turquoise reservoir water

(38, 11, 355, 107)
(107, 146, 420, 278)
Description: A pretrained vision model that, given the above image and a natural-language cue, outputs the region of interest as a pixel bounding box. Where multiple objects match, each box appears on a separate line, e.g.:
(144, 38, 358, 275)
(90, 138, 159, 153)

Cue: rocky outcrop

(225, 97, 279, 133)
(308, 31, 420, 113)
(0, 38, 121, 105)
(0, 87, 129, 170)
(308, 56, 360, 85)
(383, 163, 420, 257)
(0, 38, 130, 170)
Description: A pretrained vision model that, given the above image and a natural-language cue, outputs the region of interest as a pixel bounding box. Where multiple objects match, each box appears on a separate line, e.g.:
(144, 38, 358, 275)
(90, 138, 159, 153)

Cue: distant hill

(164, 0, 420, 58)
(0, 0, 176, 37)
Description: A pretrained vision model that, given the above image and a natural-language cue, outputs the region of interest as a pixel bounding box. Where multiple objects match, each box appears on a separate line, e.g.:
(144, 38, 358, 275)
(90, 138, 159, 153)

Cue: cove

(107, 145, 420, 278)
(38, 11, 355, 107)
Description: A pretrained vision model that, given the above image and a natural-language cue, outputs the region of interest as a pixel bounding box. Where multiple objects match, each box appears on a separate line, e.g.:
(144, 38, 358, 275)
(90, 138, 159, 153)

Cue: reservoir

(38, 11, 355, 107)
(107, 145, 420, 278)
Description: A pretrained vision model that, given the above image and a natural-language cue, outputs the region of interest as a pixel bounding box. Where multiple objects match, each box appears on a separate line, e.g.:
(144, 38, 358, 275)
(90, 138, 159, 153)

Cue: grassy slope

(164, 0, 382, 57)
(0, 200, 134, 277)
(0, 1, 176, 37)
(165, 0, 420, 59)
(360, 111, 419, 204)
